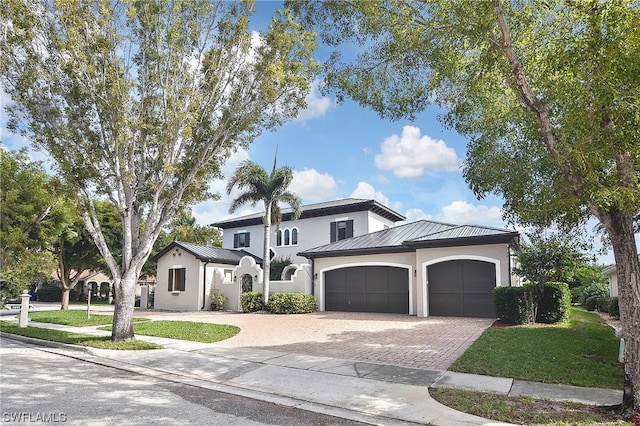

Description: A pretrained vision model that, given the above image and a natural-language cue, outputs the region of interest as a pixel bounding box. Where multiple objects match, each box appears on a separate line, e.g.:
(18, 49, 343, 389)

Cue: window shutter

(233, 233, 239, 248)
(346, 220, 354, 238)
(177, 268, 186, 291)
(330, 222, 337, 242)
(246, 233, 250, 247)
(168, 269, 174, 292)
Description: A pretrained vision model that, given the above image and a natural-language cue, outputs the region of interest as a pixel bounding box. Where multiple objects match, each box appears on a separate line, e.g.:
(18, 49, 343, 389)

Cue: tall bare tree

(1, 0, 317, 340)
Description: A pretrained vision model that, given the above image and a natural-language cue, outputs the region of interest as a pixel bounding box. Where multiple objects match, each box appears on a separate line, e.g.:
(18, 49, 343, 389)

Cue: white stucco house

(153, 198, 520, 318)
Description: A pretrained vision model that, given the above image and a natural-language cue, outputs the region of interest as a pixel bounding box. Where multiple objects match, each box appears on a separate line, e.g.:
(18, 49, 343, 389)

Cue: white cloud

(290, 168, 337, 202)
(295, 79, 333, 122)
(350, 181, 389, 206)
(435, 201, 503, 225)
(403, 208, 433, 223)
(374, 125, 460, 177)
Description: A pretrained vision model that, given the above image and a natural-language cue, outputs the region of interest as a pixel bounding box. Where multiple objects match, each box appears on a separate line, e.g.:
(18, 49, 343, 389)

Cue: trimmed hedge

(37, 284, 62, 302)
(608, 297, 619, 318)
(535, 282, 571, 324)
(494, 282, 571, 325)
(494, 286, 531, 324)
(240, 292, 263, 313)
(267, 293, 317, 314)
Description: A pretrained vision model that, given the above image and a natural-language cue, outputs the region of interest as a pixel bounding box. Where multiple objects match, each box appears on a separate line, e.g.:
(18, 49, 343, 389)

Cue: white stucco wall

(154, 250, 203, 311)
(220, 210, 397, 264)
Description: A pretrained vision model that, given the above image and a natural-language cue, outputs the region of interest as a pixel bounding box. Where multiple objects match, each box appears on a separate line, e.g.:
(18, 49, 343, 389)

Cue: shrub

(267, 293, 317, 314)
(584, 295, 599, 311)
(580, 283, 609, 308)
(608, 297, 619, 318)
(37, 284, 62, 302)
(535, 282, 571, 324)
(494, 286, 532, 324)
(595, 296, 611, 313)
(570, 285, 585, 304)
(240, 292, 263, 312)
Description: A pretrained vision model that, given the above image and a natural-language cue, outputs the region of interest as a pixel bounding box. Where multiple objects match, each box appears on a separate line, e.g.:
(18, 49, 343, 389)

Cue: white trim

(422, 255, 500, 317)
(318, 262, 414, 315)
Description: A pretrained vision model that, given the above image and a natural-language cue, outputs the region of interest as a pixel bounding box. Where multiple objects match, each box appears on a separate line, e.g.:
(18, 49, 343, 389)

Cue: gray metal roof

(152, 241, 261, 264)
(211, 198, 405, 228)
(298, 220, 519, 258)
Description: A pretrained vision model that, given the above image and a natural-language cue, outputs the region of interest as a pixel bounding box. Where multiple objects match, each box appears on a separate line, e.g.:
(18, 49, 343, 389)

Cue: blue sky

(0, 1, 624, 265)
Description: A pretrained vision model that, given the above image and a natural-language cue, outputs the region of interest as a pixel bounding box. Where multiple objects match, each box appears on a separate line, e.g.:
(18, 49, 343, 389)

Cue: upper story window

(234, 232, 250, 248)
(330, 219, 353, 242)
(168, 267, 186, 292)
(276, 227, 299, 247)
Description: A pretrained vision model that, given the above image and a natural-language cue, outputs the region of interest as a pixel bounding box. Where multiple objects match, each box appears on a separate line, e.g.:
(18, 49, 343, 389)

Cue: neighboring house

(211, 198, 406, 265)
(154, 198, 520, 318)
(602, 264, 620, 297)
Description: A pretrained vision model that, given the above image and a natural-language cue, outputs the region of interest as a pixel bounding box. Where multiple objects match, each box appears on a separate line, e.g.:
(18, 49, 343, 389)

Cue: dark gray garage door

(324, 266, 409, 314)
(428, 260, 496, 318)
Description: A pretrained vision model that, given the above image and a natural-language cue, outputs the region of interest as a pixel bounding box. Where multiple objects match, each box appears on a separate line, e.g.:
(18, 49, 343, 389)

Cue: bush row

(240, 291, 317, 314)
(494, 282, 571, 325)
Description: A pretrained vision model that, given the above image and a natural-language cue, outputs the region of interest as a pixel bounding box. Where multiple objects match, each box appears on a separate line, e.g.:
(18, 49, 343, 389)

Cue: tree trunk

(61, 288, 70, 310)
(110, 273, 137, 342)
(597, 208, 640, 413)
(262, 205, 272, 306)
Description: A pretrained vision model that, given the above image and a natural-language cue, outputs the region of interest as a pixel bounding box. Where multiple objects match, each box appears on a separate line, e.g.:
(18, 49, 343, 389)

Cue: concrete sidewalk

(0, 319, 623, 426)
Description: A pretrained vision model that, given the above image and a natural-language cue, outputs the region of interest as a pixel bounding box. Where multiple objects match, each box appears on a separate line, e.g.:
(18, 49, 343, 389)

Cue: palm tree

(226, 155, 301, 306)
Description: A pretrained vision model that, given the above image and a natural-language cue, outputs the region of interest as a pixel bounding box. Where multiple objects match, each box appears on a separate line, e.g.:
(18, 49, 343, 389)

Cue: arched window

(291, 227, 298, 245)
(284, 229, 290, 245)
(276, 229, 282, 246)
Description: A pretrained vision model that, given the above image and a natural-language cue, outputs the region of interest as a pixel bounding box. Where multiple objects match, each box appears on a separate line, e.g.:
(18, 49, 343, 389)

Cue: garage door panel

(428, 260, 496, 318)
(463, 294, 495, 317)
(325, 266, 408, 314)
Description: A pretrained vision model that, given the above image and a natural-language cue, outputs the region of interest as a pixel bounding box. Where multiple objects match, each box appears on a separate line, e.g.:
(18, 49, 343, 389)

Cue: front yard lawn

(98, 320, 240, 343)
(450, 307, 624, 389)
(0, 321, 161, 350)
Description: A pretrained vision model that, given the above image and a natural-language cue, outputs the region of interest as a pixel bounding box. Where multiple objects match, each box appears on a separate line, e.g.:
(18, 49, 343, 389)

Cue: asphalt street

(0, 339, 366, 425)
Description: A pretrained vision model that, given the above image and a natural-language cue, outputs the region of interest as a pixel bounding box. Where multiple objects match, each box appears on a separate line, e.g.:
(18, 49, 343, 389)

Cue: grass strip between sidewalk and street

(0, 321, 161, 350)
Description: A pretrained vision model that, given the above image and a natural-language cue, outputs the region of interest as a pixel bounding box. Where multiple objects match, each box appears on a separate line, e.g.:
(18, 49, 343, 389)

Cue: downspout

(202, 261, 211, 310)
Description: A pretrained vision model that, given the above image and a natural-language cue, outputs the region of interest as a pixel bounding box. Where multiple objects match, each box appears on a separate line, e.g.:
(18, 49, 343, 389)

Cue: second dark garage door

(427, 260, 496, 318)
(324, 266, 409, 314)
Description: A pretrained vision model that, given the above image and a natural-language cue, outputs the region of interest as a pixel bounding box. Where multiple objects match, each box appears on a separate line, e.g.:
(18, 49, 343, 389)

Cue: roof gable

(151, 241, 261, 264)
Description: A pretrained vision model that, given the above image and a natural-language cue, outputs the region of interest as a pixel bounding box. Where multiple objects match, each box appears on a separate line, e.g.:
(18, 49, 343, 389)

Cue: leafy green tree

(1, 0, 317, 341)
(167, 210, 222, 247)
(0, 148, 71, 297)
(295, 0, 640, 411)
(226, 156, 302, 305)
(514, 235, 588, 322)
(51, 201, 121, 310)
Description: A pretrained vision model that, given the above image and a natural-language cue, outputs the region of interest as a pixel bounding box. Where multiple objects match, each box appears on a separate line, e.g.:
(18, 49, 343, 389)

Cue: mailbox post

(19, 290, 30, 327)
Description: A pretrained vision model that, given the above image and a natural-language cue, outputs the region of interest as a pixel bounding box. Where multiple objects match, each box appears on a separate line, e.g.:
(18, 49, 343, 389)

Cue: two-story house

(211, 198, 406, 265)
(153, 198, 520, 318)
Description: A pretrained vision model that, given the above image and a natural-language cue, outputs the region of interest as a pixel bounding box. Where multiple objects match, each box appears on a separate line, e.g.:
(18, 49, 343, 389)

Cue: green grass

(430, 388, 627, 425)
(98, 320, 240, 343)
(450, 307, 624, 389)
(0, 321, 161, 350)
(28, 310, 150, 326)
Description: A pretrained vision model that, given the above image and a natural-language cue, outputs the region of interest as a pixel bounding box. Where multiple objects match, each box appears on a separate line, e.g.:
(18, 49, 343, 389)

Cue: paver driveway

(134, 310, 494, 370)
